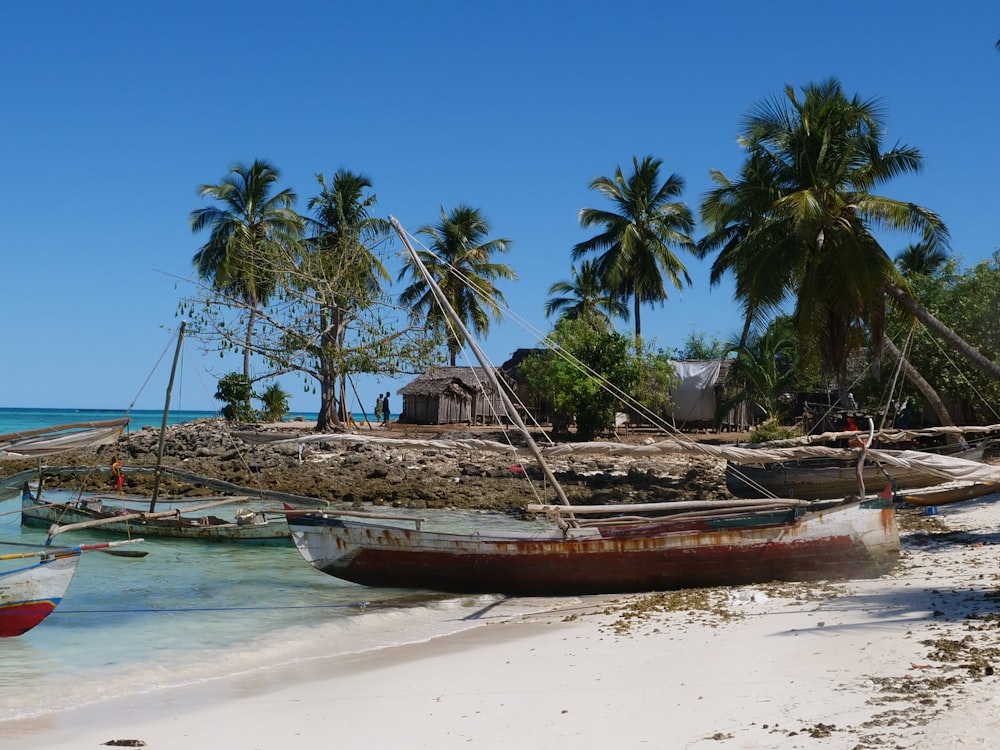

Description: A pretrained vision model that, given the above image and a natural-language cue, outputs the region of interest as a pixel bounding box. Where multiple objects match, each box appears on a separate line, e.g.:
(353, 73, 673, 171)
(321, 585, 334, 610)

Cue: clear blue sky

(4, 1, 999, 414)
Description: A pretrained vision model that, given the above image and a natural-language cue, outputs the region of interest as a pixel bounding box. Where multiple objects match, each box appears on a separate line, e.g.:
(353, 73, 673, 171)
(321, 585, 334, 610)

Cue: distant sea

(0, 407, 522, 726)
(0, 407, 396, 436)
(0, 406, 314, 435)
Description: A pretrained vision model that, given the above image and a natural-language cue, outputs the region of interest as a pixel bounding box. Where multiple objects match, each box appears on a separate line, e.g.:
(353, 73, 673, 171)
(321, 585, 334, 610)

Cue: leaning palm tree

(191, 159, 303, 379)
(304, 169, 391, 429)
(698, 80, 951, 405)
(398, 205, 516, 367)
(544, 259, 629, 327)
(573, 155, 696, 344)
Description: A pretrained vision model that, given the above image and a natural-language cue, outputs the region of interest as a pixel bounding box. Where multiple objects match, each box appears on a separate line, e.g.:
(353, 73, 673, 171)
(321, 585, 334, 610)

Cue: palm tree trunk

(885, 283, 1000, 380)
(244, 308, 256, 380)
(880, 336, 963, 442)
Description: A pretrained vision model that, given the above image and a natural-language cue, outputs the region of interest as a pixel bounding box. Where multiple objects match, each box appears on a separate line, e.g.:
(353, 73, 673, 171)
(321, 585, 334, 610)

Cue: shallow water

(0, 490, 560, 722)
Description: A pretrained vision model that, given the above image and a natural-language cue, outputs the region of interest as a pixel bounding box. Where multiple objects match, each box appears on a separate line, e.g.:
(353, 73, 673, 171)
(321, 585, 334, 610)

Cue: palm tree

(191, 159, 303, 379)
(305, 169, 390, 429)
(398, 206, 516, 367)
(894, 241, 949, 278)
(698, 80, 950, 405)
(544, 259, 629, 327)
(572, 155, 696, 344)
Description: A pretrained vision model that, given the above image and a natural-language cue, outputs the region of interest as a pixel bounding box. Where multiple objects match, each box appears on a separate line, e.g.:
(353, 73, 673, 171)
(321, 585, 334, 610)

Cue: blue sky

(4, 1, 999, 414)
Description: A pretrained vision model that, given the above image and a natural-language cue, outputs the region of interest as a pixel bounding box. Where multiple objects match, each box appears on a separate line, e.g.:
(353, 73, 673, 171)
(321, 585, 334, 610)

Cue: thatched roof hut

(399, 367, 511, 425)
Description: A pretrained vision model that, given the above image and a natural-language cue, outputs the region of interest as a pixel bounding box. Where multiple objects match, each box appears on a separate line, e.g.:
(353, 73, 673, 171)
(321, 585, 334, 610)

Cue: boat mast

(149, 320, 186, 512)
(390, 217, 574, 511)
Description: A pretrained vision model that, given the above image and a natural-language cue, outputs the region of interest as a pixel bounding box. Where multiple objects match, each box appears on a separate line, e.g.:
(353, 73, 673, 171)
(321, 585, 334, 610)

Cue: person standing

(382, 392, 391, 424)
(373, 394, 383, 423)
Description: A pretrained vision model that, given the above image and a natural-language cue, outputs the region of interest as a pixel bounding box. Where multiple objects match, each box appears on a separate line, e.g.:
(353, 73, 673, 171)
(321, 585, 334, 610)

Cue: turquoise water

(0, 407, 391, 435)
(0, 409, 514, 724)
(0, 407, 316, 435)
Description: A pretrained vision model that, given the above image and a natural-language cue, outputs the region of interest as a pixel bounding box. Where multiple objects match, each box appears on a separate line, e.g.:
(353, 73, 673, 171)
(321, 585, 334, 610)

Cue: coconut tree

(572, 156, 696, 345)
(698, 79, 951, 406)
(544, 259, 629, 327)
(398, 205, 516, 366)
(191, 159, 303, 379)
(895, 241, 949, 278)
(304, 169, 391, 429)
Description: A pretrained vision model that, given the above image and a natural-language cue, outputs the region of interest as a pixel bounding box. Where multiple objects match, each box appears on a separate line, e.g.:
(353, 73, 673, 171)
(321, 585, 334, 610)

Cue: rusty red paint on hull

(291, 499, 899, 596)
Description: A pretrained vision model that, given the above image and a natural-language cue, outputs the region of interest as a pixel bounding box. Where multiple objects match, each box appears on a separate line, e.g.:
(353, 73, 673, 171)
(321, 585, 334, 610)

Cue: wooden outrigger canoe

(287, 496, 899, 596)
(900, 483, 1000, 507)
(0, 539, 142, 637)
(725, 459, 941, 500)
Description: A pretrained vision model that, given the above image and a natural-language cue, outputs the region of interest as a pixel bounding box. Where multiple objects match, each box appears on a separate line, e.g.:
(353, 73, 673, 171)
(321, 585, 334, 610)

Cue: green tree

(544, 259, 628, 326)
(258, 382, 290, 423)
(300, 169, 392, 429)
(698, 79, 949, 405)
(520, 316, 641, 440)
(724, 326, 796, 420)
(889, 253, 1000, 424)
(398, 206, 516, 366)
(573, 155, 696, 344)
(895, 241, 949, 278)
(214, 372, 258, 423)
(673, 331, 727, 360)
(191, 159, 304, 380)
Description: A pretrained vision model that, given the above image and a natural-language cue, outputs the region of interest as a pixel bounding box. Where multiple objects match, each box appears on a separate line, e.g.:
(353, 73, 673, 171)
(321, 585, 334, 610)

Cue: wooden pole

(390, 217, 575, 517)
(150, 320, 186, 512)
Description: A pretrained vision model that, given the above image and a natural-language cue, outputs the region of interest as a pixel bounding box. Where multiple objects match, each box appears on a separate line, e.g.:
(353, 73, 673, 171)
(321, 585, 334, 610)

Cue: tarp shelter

(669, 360, 723, 423)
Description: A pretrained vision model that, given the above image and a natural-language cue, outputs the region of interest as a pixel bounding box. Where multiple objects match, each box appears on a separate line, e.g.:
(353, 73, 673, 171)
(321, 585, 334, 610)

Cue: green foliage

(398, 205, 516, 367)
(674, 330, 727, 360)
(725, 323, 796, 420)
(698, 79, 948, 404)
(258, 382, 290, 423)
(888, 252, 1000, 423)
(633, 349, 678, 421)
(214, 372, 258, 423)
(573, 155, 696, 342)
(749, 418, 797, 443)
(520, 317, 642, 441)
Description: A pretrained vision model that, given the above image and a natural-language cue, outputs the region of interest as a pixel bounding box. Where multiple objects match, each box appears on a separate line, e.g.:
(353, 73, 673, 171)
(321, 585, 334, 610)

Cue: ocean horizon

(0, 407, 404, 436)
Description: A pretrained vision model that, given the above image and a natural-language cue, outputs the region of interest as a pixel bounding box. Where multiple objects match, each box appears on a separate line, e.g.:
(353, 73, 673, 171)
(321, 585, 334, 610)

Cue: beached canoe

(725, 459, 942, 500)
(288, 495, 899, 596)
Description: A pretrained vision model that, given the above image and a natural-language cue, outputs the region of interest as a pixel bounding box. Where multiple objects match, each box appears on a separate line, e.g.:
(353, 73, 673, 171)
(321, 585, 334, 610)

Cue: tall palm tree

(544, 259, 629, 326)
(398, 206, 516, 367)
(305, 169, 390, 429)
(191, 159, 303, 379)
(698, 80, 950, 405)
(572, 155, 696, 344)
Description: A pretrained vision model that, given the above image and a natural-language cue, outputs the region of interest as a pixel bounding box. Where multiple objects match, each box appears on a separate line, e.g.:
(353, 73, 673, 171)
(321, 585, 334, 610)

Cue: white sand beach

(4, 496, 1000, 750)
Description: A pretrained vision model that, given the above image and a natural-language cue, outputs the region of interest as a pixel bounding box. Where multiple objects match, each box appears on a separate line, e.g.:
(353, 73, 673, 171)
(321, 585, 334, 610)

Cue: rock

(5, 418, 730, 513)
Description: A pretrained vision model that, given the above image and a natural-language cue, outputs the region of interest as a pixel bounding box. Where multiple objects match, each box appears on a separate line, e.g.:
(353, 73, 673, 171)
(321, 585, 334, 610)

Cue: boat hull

(288, 499, 899, 596)
(726, 460, 940, 500)
(0, 554, 79, 637)
(21, 495, 290, 545)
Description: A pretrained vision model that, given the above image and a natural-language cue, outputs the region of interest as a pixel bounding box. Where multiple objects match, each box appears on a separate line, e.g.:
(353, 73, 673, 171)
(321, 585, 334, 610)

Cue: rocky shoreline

(2, 418, 732, 512)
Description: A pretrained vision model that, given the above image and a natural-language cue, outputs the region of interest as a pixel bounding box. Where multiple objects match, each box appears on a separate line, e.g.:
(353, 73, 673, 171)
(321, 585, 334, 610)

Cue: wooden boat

(286, 217, 901, 596)
(900, 482, 1000, 507)
(21, 483, 293, 545)
(725, 458, 941, 500)
(8, 324, 319, 546)
(0, 540, 141, 637)
(289, 496, 898, 595)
